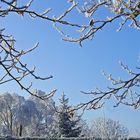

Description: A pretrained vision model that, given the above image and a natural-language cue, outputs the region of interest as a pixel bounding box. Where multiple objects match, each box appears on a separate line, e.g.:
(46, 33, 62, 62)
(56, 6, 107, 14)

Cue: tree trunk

(19, 124, 22, 137)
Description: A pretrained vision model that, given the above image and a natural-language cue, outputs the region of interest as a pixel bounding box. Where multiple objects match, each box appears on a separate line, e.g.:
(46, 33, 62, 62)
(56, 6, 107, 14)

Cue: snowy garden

(0, 91, 139, 139)
(0, 0, 140, 139)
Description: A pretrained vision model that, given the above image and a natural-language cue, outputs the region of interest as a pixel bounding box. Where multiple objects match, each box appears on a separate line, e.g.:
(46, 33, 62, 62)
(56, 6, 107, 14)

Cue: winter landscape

(0, 0, 140, 139)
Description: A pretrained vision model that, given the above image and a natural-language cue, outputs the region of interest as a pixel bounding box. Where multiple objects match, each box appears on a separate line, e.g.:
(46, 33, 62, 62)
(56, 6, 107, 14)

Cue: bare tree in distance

(0, 0, 140, 105)
(90, 117, 129, 139)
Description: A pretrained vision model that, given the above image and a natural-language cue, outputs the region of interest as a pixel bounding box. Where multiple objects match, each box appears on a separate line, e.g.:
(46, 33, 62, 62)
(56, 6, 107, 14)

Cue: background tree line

(0, 91, 129, 139)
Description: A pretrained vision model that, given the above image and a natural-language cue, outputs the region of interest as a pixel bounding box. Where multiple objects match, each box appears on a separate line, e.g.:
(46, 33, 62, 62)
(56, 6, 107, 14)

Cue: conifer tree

(55, 93, 82, 138)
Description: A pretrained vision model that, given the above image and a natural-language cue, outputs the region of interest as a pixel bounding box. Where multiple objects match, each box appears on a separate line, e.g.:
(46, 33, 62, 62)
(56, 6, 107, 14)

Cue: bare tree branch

(76, 61, 140, 110)
(0, 28, 55, 99)
(0, 0, 139, 104)
(0, 0, 139, 47)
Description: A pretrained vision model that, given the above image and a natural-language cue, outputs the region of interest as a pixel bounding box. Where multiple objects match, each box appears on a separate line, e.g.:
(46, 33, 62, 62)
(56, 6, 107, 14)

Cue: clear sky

(0, 0, 140, 133)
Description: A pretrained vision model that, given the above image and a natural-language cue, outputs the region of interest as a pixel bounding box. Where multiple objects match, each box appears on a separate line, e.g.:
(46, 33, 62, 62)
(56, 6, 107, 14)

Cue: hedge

(0, 137, 140, 140)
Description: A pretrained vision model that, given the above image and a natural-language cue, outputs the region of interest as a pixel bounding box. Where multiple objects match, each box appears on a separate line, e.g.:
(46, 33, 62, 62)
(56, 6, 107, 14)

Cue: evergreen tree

(55, 93, 82, 138)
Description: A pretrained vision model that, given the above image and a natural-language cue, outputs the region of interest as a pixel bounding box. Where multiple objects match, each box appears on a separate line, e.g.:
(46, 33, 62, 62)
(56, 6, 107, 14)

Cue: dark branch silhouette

(0, 0, 140, 104)
(77, 62, 140, 110)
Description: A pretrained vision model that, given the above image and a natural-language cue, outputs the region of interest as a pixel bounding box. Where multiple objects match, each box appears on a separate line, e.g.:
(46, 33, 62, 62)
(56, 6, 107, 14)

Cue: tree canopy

(0, 0, 140, 109)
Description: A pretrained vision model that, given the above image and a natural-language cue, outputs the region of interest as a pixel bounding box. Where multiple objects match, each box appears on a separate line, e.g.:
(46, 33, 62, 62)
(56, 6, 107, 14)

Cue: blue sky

(1, 0, 140, 132)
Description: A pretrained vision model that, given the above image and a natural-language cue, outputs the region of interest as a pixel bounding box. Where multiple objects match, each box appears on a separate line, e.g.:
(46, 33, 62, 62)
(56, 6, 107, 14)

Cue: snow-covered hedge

(0, 138, 96, 140)
(0, 138, 140, 140)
